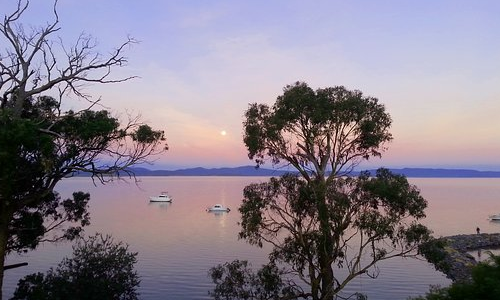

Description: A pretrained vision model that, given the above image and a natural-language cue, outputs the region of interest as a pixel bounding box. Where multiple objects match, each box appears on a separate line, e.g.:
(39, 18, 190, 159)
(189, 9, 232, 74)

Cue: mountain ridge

(124, 166, 500, 178)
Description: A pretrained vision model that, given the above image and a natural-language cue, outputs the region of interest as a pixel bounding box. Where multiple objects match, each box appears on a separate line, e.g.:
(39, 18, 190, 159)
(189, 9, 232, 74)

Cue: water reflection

(4, 177, 499, 300)
(208, 211, 228, 216)
(468, 248, 500, 262)
(148, 202, 172, 210)
(411, 178, 500, 237)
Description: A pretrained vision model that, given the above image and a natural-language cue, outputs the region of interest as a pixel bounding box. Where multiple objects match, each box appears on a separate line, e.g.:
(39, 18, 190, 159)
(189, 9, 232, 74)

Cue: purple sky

(5, 0, 500, 170)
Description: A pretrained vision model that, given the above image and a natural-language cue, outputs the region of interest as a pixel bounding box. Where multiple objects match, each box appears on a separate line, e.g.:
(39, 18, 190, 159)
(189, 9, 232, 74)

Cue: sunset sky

(9, 1, 500, 171)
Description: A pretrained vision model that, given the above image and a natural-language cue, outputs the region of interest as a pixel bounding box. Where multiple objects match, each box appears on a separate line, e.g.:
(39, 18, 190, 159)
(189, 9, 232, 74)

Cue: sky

(5, 0, 500, 171)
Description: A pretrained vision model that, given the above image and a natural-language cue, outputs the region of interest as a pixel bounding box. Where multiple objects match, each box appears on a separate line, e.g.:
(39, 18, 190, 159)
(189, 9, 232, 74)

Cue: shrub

(12, 233, 140, 300)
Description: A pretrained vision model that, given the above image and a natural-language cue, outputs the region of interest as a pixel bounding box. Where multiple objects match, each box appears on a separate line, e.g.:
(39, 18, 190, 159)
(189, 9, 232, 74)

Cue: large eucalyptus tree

(210, 82, 429, 300)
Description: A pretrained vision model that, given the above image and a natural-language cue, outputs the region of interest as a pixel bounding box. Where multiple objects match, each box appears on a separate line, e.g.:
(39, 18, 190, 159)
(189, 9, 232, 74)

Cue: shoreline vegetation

(94, 166, 500, 177)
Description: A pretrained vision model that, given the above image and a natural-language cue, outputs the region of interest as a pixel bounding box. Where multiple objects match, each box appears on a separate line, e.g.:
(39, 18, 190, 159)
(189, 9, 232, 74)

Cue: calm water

(4, 177, 500, 299)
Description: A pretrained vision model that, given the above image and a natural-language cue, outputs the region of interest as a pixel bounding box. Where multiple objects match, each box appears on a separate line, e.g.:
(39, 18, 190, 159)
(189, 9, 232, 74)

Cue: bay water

(4, 177, 500, 299)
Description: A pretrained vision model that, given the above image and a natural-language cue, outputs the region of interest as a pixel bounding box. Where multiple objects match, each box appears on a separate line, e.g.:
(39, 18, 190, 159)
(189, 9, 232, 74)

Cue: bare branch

(1, 1, 137, 116)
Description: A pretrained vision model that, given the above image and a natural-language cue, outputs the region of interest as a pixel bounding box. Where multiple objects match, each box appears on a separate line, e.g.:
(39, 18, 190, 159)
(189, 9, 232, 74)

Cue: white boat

(149, 192, 172, 202)
(207, 204, 230, 212)
(489, 214, 500, 221)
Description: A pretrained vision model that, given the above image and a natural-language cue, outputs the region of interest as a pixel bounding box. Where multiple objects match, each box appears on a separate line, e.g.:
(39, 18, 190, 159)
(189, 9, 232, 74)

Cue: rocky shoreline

(420, 233, 500, 282)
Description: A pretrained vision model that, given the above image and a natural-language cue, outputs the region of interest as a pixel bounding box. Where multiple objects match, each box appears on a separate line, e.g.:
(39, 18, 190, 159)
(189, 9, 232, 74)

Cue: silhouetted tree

(0, 1, 166, 297)
(210, 82, 429, 300)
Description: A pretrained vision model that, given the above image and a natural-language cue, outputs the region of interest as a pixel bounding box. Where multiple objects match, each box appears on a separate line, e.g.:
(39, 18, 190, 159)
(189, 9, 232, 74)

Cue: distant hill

(381, 168, 500, 178)
(128, 166, 290, 176)
(124, 166, 500, 178)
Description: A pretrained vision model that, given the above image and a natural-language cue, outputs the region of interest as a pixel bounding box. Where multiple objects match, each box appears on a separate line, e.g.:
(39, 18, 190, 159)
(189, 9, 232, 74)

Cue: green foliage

(411, 253, 500, 300)
(8, 191, 90, 253)
(12, 233, 140, 300)
(0, 104, 94, 253)
(209, 260, 303, 300)
(58, 110, 120, 142)
(131, 124, 166, 145)
(243, 81, 393, 176)
(419, 238, 451, 273)
(411, 285, 450, 300)
(0, 110, 54, 188)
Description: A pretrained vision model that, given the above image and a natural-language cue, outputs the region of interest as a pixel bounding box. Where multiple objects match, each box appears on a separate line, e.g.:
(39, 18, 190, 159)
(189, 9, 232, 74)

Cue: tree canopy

(243, 81, 393, 179)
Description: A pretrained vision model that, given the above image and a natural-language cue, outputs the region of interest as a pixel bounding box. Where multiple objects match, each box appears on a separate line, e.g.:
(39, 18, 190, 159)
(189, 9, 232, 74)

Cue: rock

(420, 233, 500, 282)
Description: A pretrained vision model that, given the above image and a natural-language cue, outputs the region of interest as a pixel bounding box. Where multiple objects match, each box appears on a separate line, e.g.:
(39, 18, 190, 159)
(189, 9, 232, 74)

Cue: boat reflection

(148, 201, 172, 210)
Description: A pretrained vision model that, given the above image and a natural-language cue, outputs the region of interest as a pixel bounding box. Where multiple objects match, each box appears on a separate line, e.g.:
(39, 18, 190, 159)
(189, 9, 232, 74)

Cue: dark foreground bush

(411, 252, 500, 300)
(11, 233, 140, 300)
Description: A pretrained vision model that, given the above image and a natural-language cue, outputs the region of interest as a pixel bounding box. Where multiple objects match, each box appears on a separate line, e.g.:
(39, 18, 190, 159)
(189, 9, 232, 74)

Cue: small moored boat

(149, 192, 172, 202)
(489, 214, 500, 221)
(207, 204, 230, 212)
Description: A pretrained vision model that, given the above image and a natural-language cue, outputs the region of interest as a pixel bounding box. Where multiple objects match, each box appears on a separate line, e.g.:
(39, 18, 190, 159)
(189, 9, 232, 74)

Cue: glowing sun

(220, 130, 227, 136)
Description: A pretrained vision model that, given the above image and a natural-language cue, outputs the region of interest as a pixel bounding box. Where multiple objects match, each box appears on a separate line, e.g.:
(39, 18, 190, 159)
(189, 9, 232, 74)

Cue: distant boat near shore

(489, 214, 500, 221)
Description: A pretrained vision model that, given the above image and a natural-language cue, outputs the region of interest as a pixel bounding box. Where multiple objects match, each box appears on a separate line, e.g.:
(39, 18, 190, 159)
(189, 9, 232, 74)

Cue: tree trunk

(12, 88, 27, 118)
(313, 179, 335, 300)
(0, 210, 12, 300)
(318, 209, 334, 300)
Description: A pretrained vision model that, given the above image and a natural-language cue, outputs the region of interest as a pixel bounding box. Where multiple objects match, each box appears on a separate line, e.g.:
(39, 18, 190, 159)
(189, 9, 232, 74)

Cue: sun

(220, 130, 227, 136)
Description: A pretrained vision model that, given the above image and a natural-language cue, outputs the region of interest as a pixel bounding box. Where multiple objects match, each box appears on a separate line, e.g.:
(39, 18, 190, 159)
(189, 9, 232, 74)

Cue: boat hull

(150, 197, 172, 202)
(489, 214, 500, 221)
(207, 208, 230, 212)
